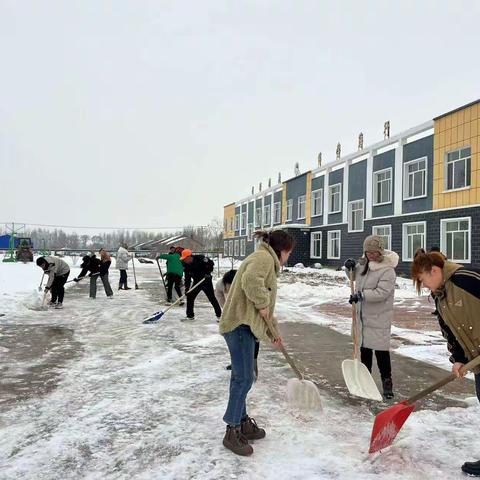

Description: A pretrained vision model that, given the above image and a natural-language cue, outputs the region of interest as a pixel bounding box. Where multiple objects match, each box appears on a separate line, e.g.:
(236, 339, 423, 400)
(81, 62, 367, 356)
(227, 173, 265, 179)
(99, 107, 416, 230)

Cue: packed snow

(1, 260, 479, 479)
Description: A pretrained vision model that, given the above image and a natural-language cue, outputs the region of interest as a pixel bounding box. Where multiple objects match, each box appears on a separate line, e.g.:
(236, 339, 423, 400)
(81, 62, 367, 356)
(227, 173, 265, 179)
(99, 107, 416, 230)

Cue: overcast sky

(1, 0, 479, 231)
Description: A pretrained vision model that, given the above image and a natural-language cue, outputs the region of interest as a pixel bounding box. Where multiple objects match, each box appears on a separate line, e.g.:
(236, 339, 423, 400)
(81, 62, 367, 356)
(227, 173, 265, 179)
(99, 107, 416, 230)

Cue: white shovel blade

(286, 378, 323, 411)
(341, 359, 382, 401)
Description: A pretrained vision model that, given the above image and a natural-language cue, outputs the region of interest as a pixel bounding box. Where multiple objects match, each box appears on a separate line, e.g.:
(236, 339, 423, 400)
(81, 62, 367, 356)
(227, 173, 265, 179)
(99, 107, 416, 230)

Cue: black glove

(344, 258, 356, 271)
(73, 278, 79, 283)
(204, 274, 212, 280)
(349, 292, 363, 304)
(44, 286, 50, 292)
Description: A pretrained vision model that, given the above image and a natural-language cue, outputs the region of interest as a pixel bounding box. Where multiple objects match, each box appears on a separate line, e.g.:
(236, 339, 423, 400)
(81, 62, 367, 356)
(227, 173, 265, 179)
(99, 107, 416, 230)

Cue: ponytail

(411, 248, 446, 293)
(254, 229, 295, 260)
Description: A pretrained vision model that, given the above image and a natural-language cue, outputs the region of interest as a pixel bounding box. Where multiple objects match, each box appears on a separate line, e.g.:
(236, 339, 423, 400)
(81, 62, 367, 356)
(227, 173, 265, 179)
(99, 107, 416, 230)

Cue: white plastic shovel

(341, 270, 383, 401)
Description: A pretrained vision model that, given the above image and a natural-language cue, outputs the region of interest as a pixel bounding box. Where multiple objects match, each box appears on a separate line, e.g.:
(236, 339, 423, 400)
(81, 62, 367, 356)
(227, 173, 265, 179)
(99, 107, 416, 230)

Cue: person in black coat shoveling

(180, 249, 222, 321)
(36, 256, 70, 309)
(74, 254, 113, 299)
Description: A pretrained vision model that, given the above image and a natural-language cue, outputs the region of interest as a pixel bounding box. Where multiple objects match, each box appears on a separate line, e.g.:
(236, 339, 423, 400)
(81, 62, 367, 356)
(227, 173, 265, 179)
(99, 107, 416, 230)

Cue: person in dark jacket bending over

(412, 248, 480, 477)
(180, 249, 222, 321)
(74, 253, 113, 299)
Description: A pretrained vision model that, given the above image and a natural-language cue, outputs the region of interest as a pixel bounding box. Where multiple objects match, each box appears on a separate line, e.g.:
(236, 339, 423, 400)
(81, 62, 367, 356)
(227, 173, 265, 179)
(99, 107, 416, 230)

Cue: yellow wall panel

(444, 194, 451, 208)
(464, 122, 471, 140)
(451, 112, 459, 128)
(471, 119, 478, 138)
(437, 194, 445, 209)
(458, 124, 465, 143)
(463, 190, 470, 205)
(445, 128, 452, 146)
(445, 115, 452, 130)
(472, 103, 479, 120)
(458, 109, 465, 126)
(439, 130, 446, 148)
(465, 107, 472, 123)
(451, 127, 458, 144)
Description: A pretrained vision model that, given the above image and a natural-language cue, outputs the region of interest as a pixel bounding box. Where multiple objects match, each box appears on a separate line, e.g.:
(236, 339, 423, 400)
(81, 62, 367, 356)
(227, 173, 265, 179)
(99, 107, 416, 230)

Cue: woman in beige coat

(344, 235, 398, 399)
(219, 230, 294, 457)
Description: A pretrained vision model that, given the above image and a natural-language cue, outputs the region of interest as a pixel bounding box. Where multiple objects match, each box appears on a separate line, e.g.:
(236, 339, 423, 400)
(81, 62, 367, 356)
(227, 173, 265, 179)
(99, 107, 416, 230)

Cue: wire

(1, 222, 207, 230)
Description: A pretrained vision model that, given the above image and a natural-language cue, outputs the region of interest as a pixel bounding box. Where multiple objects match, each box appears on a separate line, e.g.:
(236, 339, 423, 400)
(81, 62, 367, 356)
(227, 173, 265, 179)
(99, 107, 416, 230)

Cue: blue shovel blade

(143, 310, 165, 324)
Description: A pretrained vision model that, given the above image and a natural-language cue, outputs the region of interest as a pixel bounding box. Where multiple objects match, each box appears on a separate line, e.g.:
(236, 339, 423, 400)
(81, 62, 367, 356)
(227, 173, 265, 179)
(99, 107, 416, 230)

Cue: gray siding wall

(402, 135, 434, 214)
(285, 173, 308, 224)
(328, 168, 343, 225)
(372, 149, 395, 218)
(348, 160, 367, 202)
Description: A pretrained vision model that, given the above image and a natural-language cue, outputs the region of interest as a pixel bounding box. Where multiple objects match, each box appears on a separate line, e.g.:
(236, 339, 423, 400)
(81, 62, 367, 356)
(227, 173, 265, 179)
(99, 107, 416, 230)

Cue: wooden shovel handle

(407, 354, 480, 404)
(264, 316, 303, 381)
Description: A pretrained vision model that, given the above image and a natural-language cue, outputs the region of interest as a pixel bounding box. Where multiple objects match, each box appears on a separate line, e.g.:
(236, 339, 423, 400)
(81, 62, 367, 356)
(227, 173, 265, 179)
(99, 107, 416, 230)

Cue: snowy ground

(1, 261, 479, 479)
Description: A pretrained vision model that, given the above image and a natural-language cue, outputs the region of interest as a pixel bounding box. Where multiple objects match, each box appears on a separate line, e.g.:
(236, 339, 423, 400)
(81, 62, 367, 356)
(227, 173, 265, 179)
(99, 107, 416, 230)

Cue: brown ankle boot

(241, 416, 266, 440)
(223, 426, 253, 456)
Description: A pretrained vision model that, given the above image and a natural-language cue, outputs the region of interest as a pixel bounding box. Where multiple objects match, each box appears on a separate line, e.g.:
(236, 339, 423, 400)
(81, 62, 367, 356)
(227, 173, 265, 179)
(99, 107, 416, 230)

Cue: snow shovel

(28, 290, 50, 311)
(265, 317, 322, 411)
(38, 272, 45, 291)
(155, 258, 168, 299)
(369, 354, 480, 453)
(131, 255, 139, 290)
(341, 270, 383, 401)
(143, 278, 205, 324)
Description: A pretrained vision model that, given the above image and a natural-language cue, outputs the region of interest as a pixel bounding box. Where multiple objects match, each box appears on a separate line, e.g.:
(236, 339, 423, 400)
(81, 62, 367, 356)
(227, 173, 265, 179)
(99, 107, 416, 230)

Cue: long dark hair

(254, 230, 295, 259)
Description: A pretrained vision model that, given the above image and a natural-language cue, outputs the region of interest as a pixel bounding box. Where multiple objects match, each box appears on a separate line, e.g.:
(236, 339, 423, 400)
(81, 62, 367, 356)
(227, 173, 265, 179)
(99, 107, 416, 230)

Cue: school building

(223, 99, 480, 274)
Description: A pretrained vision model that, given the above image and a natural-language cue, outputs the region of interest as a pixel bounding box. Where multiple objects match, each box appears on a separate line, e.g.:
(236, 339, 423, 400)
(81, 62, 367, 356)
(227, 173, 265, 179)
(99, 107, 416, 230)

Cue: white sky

(1, 0, 479, 230)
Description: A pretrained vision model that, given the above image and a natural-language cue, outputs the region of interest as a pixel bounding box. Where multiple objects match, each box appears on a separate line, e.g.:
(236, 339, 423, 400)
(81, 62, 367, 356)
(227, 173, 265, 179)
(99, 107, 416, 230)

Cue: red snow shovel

(369, 354, 480, 453)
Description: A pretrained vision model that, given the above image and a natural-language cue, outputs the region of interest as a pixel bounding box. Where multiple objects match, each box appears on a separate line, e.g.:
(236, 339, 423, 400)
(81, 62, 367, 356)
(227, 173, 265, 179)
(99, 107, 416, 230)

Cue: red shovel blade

(369, 400, 416, 453)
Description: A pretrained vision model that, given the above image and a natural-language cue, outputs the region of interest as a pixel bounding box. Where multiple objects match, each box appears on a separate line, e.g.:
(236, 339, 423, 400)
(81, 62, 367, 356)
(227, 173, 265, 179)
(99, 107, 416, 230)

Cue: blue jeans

(223, 325, 256, 426)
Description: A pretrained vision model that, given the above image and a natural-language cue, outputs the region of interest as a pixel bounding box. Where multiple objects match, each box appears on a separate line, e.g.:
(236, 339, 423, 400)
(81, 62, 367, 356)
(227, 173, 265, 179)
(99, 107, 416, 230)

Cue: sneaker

(241, 416, 266, 440)
(48, 301, 57, 308)
(462, 460, 480, 476)
(55, 303, 64, 310)
(382, 377, 394, 400)
(124, 286, 132, 290)
(181, 316, 195, 322)
(223, 425, 253, 456)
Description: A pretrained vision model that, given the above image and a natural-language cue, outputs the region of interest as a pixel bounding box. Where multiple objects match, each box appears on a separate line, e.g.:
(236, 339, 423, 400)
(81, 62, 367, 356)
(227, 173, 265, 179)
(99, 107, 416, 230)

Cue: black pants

(186, 278, 222, 318)
(119, 269, 128, 287)
(51, 272, 69, 304)
(360, 347, 392, 380)
(167, 273, 182, 301)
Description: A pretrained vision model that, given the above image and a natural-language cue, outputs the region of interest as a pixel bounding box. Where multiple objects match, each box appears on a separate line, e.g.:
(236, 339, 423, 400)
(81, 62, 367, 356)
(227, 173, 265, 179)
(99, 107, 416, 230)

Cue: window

(286, 199, 293, 221)
(234, 214, 240, 231)
(240, 212, 247, 231)
(404, 157, 427, 200)
(327, 231, 341, 259)
(298, 195, 306, 220)
(328, 184, 342, 214)
(311, 189, 323, 217)
(224, 241, 228, 255)
(230, 218, 234, 231)
(240, 239, 246, 257)
(263, 204, 271, 226)
(446, 147, 471, 191)
(229, 240, 233, 257)
(372, 225, 392, 251)
(311, 232, 322, 258)
(373, 168, 392, 205)
(224, 219, 227, 232)
(273, 202, 281, 224)
(402, 222, 426, 261)
(247, 223, 254, 241)
(441, 217, 471, 263)
(234, 240, 239, 256)
(348, 200, 364, 232)
(255, 208, 262, 227)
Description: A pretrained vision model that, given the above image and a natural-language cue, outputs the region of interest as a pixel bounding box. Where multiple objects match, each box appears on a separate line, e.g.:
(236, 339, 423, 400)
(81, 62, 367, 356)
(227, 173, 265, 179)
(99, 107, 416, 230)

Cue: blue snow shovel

(143, 277, 206, 324)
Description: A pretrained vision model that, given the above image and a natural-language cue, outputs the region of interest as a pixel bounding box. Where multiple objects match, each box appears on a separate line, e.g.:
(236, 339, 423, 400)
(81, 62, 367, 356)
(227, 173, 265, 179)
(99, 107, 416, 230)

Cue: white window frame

(327, 230, 341, 259)
(402, 221, 426, 261)
(310, 232, 322, 259)
(286, 199, 293, 221)
(404, 157, 427, 200)
(234, 240, 240, 257)
(234, 214, 240, 231)
(440, 217, 471, 263)
(373, 167, 392, 206)
(445, 146, 471, 191)
(273, 202, 281, 224)
(240, 211, 247, 231)
(224, 241, 228, 255)
(255, 208, 262, 228)
(311, 189, 323, 217)
(372, 224, 392, 251)
(247, 223, 254, 241)
(240, 238, 246, 257)
(229, 240, 233, 257)
(347, 199, 364, 233)
(297, 195, 306, 220)
(263, 204, 271, 226)
(328, 183, 342, 214)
